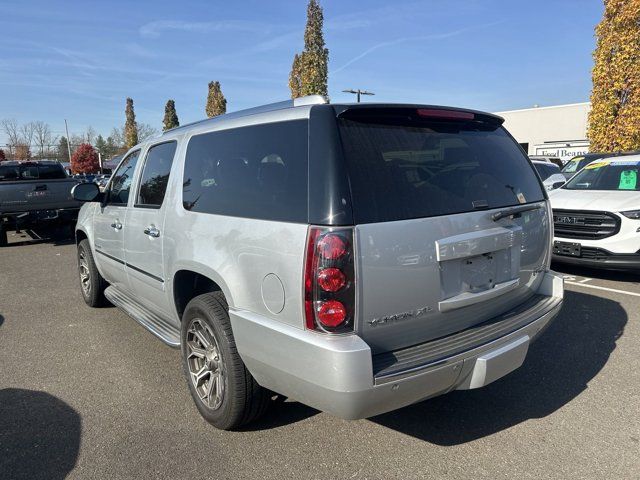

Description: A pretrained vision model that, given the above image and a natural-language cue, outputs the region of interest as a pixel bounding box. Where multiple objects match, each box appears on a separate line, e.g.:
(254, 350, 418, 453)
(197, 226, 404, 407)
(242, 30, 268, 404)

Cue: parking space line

(566, 281, 640, 298)
(578, 278, 592, 283)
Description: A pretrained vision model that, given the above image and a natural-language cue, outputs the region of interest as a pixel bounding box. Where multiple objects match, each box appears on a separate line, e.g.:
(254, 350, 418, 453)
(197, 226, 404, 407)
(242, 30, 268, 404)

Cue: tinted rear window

(183, 120, 308, 222)
(0, 163, 66, 180)
(337, 111, 545, 223)
(534, 162, 559, 180)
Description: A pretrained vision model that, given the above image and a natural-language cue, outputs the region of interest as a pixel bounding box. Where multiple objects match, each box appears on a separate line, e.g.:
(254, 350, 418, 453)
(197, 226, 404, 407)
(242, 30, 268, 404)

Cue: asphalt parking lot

(1, 229, 639, 480)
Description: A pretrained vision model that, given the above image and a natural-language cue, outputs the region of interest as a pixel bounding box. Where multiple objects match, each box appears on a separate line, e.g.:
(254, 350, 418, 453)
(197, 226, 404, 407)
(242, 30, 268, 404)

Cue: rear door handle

(110, 221, 122, 230)
(34, 184, 47, 191)
(144, 226, 160, 238)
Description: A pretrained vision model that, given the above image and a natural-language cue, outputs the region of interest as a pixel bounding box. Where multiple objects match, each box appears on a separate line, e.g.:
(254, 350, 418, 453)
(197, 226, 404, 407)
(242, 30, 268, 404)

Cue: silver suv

(72, 96, 564, 430)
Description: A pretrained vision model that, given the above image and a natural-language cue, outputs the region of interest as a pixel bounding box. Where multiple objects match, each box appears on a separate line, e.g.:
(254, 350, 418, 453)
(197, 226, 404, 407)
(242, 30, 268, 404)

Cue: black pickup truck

(0, 161, 81, 246)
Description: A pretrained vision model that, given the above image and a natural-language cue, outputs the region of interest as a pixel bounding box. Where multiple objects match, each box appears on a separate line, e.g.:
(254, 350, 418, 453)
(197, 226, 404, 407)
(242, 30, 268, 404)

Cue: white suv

(550, 155, 640, 269)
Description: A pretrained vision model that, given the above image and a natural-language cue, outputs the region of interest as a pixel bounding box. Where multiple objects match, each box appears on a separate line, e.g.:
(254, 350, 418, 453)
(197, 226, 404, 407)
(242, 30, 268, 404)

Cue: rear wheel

(77, 239, 107, 307)
(181, 292, 270, 430)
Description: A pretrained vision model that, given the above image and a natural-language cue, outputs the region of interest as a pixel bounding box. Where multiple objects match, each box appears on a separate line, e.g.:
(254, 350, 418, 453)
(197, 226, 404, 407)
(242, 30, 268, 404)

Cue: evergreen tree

(289, 0, 329, 98)
(588, 0, 640, 151)
(94, 134, 108, 157)
(163, 99, 180, 131)
(205, 81, 227, 117)
(58, 136, 70, 162)
(289, 53, 303, 99)
(124, 97, 139, 148)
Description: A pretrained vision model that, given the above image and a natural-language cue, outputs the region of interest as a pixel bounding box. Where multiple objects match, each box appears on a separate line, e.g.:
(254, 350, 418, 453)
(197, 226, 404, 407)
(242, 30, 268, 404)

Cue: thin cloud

(331, 21, 504, 74)
(139, 20, 271, 39)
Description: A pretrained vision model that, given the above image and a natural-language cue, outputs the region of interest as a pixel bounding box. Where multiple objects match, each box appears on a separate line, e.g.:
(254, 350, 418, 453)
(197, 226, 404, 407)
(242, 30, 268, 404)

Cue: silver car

(72, 96, 564, 430)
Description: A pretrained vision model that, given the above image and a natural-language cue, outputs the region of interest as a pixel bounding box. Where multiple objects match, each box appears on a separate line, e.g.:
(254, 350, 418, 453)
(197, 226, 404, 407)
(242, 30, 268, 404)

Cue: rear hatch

(335, 107, 550, 354)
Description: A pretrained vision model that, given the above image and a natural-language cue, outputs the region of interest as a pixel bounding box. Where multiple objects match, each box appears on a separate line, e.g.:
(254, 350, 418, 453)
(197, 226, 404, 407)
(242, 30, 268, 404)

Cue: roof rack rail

(163, 95, 328, 135)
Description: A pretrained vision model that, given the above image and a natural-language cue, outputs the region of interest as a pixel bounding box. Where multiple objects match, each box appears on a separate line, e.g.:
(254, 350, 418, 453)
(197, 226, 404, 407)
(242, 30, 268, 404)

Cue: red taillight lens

(317, 267, 346, 292)
(316, 300, 346, 327)
(317, 234, 347, 260)
(304, 227, 355, 333)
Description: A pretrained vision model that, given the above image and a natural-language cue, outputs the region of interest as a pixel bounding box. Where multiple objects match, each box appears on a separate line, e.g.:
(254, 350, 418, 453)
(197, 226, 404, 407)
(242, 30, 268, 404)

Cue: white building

(495, 102, 591, 161)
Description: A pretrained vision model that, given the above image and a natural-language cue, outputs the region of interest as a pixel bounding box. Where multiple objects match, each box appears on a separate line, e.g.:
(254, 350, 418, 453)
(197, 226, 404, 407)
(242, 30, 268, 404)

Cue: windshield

(564, 159, 640, 191)
(561, 157, 592, 174)
(337, 109, 545, 223)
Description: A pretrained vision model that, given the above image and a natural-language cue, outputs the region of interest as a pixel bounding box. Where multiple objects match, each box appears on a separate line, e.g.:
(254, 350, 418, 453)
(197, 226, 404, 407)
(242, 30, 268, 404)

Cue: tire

(181, 292, 270, 430)
(77, 239, 107, 307)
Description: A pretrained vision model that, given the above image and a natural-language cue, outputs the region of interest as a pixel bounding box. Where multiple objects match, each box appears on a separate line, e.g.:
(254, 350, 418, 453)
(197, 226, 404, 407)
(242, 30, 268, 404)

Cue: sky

(0, 0, 603, 145)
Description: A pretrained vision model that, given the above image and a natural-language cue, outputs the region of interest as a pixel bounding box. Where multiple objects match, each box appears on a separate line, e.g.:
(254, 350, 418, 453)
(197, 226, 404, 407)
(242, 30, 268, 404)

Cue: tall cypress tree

(289, 53, 303, 99)
(205, 81, 227, 118)
(588, 0, 640, 151)
(288, 0, 329, 99)
(124, 97, 138, 148)
(163, 99, 180, 131)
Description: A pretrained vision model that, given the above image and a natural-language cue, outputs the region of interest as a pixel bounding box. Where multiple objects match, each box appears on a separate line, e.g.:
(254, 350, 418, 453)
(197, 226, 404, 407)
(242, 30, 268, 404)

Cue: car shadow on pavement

(370, 290, 626, 445)
(0, 388, 81, 480)
(0, 314, 4, 328)
(239, 398, 320, 431)
(552, 261, 640, 283)
(4, 226, 75, 248)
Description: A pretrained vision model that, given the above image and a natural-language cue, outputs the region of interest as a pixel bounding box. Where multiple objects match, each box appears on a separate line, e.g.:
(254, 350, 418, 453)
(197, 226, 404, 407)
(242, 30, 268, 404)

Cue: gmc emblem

(554, 216, 584, 225)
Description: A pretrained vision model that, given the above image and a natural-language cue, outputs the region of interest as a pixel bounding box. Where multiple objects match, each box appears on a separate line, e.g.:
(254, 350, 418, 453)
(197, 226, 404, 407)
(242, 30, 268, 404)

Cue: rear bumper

(231, 271, 564, 420)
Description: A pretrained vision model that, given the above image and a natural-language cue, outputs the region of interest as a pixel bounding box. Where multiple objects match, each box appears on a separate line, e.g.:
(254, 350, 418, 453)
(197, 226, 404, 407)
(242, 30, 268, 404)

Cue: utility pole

(64, 119, 72, 163)
(342, 89, 375, 103)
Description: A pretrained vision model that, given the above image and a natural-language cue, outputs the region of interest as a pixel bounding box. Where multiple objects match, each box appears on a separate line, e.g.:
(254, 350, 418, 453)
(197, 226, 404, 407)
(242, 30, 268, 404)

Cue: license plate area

(553, 241, 581, 257)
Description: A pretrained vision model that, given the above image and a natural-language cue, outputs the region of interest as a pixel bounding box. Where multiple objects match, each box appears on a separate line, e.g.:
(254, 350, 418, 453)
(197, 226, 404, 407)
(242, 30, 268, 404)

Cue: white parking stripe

(566, 281, 640, 297)
(578, 278, 592, 283)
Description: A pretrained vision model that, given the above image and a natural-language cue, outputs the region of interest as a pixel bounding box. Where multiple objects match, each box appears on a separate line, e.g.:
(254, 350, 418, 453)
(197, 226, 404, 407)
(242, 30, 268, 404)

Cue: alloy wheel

(186, 319, 225, 410)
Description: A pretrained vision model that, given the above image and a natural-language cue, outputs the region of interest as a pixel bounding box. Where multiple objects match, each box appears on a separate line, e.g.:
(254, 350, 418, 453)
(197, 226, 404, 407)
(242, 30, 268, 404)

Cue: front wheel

(181, 292, 270, 430)
(77, 239, 107, 307)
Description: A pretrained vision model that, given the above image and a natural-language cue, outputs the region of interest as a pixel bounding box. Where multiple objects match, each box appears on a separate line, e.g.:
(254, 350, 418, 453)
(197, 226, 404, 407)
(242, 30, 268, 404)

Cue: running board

(104, 286, 180, 347)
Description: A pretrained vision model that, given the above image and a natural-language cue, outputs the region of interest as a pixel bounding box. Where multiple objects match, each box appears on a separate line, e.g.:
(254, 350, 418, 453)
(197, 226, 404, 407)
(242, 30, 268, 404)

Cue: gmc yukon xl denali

(72, 96, 564, 430)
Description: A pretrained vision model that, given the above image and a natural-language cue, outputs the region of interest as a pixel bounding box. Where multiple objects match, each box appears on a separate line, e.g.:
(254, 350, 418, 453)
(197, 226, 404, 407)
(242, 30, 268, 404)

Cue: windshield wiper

(491, 204, 542, 222)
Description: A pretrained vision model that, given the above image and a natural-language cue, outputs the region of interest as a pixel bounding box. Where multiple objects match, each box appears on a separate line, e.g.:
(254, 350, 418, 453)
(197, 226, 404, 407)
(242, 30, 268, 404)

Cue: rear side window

(0, 165, 19, 180)
(109, 150, 140, 205)
(337, 110, 545, 223)
(183, 120, 308, 222)
(37, 164, 67, 179)
(136, 141, 176, 207)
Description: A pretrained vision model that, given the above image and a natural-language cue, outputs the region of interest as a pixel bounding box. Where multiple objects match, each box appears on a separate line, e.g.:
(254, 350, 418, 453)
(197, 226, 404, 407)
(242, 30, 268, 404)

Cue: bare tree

(137, 123, 158, 142)
(20, 122, 36, 149)
(85, 126, 97, 145)
(1, 119, 21, 155)
(33, 121, 56, 158)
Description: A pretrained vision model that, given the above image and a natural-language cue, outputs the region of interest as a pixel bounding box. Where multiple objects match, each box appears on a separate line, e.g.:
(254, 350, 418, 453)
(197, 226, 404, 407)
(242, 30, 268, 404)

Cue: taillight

(416, 108, 474, 120)
(304, 226, 355, 333)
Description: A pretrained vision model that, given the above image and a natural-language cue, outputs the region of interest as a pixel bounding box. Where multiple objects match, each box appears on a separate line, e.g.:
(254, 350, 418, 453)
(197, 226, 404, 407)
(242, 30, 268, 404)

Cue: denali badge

(368, 306, 432, 327)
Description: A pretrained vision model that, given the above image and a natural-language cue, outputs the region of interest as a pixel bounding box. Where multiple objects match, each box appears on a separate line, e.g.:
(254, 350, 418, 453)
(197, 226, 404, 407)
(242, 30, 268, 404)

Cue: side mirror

(72, 182, 101, 202)
(552, 181, 566, 189)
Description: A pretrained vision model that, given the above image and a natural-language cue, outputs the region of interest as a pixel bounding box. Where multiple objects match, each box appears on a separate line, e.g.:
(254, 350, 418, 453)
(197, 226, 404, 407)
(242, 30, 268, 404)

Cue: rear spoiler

(334, 104, 504, 126)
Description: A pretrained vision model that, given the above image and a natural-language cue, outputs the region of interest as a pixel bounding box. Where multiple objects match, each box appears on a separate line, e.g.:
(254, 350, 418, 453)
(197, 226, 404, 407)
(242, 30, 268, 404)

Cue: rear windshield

(337, 110, 545, 223)
(0, 163, 66, 181)
(563, 159, 640, 191)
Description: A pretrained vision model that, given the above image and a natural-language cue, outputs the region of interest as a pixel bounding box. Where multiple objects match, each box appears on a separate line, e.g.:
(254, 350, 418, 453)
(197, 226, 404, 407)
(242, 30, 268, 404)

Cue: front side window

(136, 141, 177, 207)
(564, 159, 640, 191)
(183, 120, 308, 222)
(108, 150, 140, 205)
